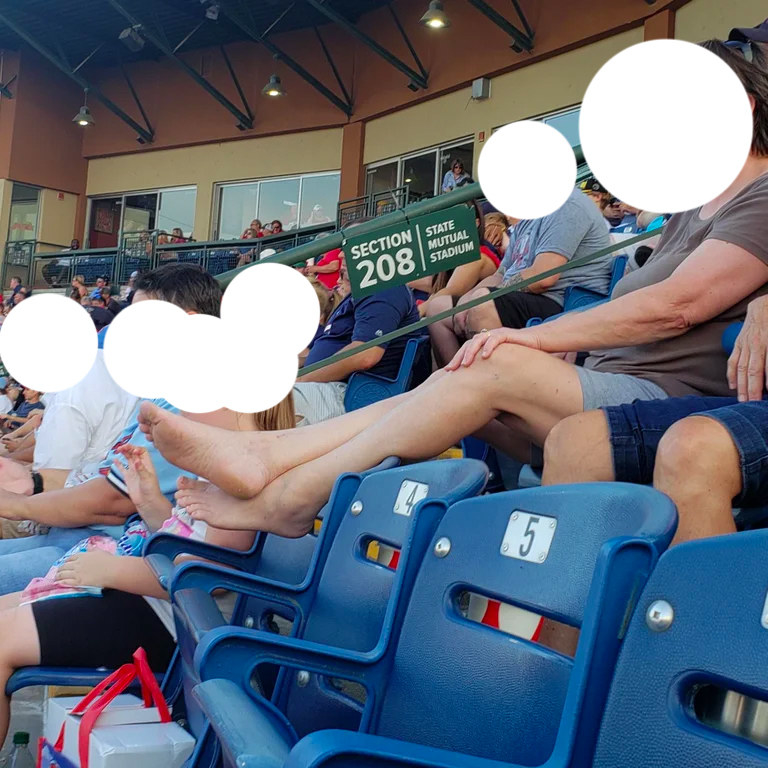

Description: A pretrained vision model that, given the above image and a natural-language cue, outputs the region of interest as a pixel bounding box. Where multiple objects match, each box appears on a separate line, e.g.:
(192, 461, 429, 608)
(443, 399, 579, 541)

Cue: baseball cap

(729, 18, 768, 43)
(580, 176, 609, 194)
(130, 270, 139, 278)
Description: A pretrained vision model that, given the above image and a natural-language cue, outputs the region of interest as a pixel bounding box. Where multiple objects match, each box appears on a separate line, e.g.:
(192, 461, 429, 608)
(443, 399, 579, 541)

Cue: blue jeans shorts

(604, 396, 768, 507)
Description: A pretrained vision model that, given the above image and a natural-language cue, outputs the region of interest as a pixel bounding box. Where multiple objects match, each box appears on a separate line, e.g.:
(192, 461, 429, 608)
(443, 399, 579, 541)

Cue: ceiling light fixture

(73, 89, 94, 127)
(420, 1, 450, 29)
(262, 74, 285, 97)
(118, 24, 145, 52)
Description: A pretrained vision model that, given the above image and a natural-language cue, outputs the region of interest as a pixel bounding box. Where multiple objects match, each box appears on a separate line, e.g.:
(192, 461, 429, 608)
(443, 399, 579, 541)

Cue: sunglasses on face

(725, 39, 756, 63)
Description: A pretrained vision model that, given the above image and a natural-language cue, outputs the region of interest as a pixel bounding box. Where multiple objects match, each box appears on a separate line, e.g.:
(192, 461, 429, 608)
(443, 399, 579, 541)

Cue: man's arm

(1, 476, 135, 527)
(297, 341, 384, 383)
(503, 252, 569, 294)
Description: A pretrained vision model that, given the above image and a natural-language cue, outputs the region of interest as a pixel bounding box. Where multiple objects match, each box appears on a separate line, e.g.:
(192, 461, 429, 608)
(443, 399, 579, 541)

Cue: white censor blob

(478, 121, 576, 220)
(579, 39, 753, 213)
(0, 294, 97, 392)
(103, 299, 186, 399)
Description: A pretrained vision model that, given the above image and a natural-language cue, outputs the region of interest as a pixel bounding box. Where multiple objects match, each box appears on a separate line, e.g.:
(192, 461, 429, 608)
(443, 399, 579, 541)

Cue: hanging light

(420, 1, 450, 29)
(262, 74, 285, 97)
(73, 90, 94, 127)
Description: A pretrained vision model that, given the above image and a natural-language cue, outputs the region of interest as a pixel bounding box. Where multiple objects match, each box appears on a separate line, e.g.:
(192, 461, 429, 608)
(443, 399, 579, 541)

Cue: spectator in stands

(240, 219, 264, 239)
(442, 159, 472, 193)
(100, 286, 123, 316)
(0, 391, 296, 747)
(4, 277, 21, 308)
(425, 187, 613, 367)
(305, 246, 342, 290)
(11, 287, 28, 307)
(304, 204, 332, 226)
(70, 275, 87, 303)
(292, 254, 420, 425)
(0, 264, 224, 594)
(170, 227, 186, 243)
(270, 220, 284, 235)
(157, 231, 170, 245)
(1, 388, 44, 432)
(85, 289, 115, 332)
(419, 210, 507, 319)
(0, 380, 12, 417)
(135, 38, 768, 539)
(124, 270, 139, 304)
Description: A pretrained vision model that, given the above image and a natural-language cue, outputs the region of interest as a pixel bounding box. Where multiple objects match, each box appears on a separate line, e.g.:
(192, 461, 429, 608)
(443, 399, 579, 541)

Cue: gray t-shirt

(588, 173, 768, 397)
(498, 188, 613, 306)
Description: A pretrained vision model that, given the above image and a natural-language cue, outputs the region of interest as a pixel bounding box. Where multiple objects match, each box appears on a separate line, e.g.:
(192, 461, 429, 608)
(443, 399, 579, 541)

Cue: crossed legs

(146, 345, 586, 535)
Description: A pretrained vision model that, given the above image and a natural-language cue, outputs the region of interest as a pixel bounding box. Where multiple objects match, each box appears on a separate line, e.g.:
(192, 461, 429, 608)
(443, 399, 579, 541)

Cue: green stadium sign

(345, 204, 481, 299)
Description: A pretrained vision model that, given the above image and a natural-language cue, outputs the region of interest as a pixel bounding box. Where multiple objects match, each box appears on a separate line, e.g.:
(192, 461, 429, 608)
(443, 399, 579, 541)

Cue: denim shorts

(604, 396, 768, 506)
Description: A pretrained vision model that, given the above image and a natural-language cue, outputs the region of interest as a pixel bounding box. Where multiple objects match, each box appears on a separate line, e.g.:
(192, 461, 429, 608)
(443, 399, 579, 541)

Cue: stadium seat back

(282, 459, 488, 736)
(593, 529, 768, 768)
(373, 483, 677, 765)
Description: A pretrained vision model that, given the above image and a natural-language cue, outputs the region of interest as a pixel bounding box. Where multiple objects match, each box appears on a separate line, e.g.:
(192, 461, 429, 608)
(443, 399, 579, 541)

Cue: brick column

(339, 121, 366, 201)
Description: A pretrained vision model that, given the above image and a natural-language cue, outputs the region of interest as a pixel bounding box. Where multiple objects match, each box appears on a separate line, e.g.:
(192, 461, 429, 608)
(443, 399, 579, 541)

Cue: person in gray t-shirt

(497, 187, 613, 305)
(430, 187, 613, 366)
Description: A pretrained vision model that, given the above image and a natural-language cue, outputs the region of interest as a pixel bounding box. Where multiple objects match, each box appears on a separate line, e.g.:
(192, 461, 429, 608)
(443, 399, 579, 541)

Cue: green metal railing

(215, 173, 662, 376)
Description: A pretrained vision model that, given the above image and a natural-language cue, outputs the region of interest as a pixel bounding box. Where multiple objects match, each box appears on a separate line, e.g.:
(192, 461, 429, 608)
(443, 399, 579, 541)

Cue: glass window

(439, 142, 474, 194)
(402, 152, 437, 201)
(157, 188, 197, 238)
(217, 183, 259, 240)
(8, 184, 40, 242)
(366, 161, 399, 196)
(543, 108, 580, 148)
(123, 193, 157, 234)
(299, 174, 340, 227)
(258, 178, 301, 231)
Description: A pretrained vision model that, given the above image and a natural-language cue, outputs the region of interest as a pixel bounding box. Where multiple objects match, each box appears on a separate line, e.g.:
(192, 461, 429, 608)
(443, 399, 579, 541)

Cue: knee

(466, 303, 496, 334)
(655, 416, 740, 491)
(543, 411, 612, 484)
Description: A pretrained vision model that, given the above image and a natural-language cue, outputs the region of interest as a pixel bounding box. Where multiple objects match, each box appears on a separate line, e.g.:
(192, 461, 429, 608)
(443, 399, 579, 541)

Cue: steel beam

(219, 4, 353, 116)
(105, 0, 254, 129)
(304, 0, 428, 90)
(466, 0, 533, 52)
(0, 9, 154, 142)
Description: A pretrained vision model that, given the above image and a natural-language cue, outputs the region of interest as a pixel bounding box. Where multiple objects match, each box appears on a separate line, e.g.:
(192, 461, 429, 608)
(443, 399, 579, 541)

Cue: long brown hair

(251, 391, 296, 431)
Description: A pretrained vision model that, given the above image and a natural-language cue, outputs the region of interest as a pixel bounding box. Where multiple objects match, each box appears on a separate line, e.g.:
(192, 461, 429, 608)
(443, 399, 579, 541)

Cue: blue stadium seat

(192, 483, 676, 768)
(526, 255, 628, 328)
(183, 460, 487, 746)
(592, 529, 768, 768)
(145, 458, 400, 742)
(344, 336, 429, 412)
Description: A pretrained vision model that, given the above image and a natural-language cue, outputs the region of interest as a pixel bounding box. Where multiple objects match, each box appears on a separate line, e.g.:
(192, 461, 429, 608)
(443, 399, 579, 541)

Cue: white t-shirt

(33, 351, 139, 471)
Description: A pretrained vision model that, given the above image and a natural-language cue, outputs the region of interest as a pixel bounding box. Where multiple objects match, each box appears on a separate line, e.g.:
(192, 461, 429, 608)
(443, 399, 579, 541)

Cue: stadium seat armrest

(174, 588, 229, 645)
(169, 559, 303, 605)
(194, 679, 297, 768)
(194, 624, 375, 689)
(145, 553, 175, 590)
(144, 530, 265, 571)
(285, 731, 509, 768)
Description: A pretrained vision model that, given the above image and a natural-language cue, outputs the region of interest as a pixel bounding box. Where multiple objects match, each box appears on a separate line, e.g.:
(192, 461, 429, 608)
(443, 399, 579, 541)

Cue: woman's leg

(426, 297, 463, 368)
(0, 603, 41, 746)
(181, 345, 586, 533)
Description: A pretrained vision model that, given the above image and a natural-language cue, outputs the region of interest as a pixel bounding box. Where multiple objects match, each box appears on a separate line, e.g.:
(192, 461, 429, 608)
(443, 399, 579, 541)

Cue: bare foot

(138, 403, 272, 499)
(176, 480, 313, 538)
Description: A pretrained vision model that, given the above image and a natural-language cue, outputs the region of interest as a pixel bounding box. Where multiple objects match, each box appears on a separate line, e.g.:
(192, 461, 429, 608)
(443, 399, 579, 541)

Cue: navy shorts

(604, 396, 768, 507)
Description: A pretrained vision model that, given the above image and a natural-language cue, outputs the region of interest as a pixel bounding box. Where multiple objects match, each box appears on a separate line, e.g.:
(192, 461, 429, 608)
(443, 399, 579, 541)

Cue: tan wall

(363, 28, 643, 170)
(675, 0, 767, 42)
(85, 128, 343, 240)
(37, 189, 79, 249)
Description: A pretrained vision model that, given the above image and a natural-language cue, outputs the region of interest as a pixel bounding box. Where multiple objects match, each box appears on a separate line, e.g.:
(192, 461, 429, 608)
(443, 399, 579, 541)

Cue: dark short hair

(10, 276, 20, 284)
(135, 263, 222, 317)
(701, 39, 768, 156)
